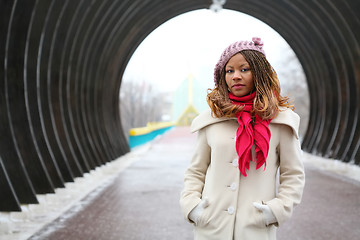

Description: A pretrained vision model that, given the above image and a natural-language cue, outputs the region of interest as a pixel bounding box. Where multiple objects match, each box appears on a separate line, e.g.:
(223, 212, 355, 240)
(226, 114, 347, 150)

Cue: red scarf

(228, 92, 272, 177)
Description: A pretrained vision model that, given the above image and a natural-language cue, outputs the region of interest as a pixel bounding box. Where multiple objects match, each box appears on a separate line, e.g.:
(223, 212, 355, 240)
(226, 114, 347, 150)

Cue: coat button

(227, 206, 235, 215)
(230, 182, 237, 191)
(232, 159, 238, 167)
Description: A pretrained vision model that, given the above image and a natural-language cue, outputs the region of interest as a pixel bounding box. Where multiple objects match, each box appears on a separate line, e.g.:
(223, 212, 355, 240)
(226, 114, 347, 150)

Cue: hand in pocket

(253, 202, 277, 226)
(189, 197, 209, 225)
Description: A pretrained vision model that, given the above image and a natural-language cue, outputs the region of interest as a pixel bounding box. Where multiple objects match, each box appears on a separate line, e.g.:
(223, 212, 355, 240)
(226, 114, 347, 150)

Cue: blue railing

(128, 122, 175, 148)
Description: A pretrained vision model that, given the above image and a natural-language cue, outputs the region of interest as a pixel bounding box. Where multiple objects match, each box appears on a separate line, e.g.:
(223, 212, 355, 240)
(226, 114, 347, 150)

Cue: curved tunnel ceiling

(0, 0, 359, 211)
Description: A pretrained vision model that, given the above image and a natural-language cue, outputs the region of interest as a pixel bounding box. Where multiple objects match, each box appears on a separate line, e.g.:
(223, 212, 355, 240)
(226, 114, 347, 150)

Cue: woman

(180, 37, 305, 240)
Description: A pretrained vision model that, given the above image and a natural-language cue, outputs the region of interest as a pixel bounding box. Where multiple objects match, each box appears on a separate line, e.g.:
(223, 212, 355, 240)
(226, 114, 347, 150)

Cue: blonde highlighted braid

(207, 50, 293, 120)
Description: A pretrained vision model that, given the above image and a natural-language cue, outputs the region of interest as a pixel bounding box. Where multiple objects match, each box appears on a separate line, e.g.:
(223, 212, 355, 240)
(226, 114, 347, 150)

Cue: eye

(241, 68, 250, 72)
(226, 69, 234, 73)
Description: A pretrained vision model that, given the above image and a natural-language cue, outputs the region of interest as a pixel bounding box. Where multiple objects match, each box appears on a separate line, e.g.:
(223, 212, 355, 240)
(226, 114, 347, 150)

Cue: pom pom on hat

(214, 37, 266, 86)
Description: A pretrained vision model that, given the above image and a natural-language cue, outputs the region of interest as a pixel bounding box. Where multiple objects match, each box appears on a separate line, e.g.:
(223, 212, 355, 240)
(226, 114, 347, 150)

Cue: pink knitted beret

(214, 37, 266, 85)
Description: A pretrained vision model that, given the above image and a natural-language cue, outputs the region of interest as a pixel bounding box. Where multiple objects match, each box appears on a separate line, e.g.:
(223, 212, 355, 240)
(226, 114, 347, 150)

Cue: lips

(232, 84, 245, 89)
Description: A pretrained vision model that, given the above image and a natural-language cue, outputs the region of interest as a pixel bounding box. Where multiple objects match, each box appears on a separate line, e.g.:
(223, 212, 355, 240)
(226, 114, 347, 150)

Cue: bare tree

(276, 51, 310, 139)
(119, 79, 172, 140)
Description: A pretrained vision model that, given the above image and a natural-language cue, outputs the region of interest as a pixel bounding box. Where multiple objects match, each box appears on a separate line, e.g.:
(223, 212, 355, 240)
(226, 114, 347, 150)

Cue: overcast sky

(123, 8, 301, 93)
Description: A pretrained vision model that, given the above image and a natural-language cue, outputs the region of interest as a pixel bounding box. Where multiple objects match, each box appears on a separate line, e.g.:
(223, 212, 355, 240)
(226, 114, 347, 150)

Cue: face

(224, 53, 254, 97)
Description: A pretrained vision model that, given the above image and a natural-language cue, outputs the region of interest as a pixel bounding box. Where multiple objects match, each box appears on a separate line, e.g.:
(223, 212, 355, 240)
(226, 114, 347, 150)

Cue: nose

(232, 70, 242, 80)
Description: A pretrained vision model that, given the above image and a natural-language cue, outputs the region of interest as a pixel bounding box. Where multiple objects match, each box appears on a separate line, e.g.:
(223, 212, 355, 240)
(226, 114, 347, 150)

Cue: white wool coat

(180, 108, 305, 240)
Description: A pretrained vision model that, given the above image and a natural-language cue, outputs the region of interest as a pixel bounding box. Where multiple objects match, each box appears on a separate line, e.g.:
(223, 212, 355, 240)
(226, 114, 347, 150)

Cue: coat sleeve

(179, 128, 211, 222)
(265, 124, 305, 226)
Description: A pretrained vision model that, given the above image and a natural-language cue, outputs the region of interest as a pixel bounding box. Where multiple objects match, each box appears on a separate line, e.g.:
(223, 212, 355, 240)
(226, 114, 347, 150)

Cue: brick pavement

(29, 127, 360, 240)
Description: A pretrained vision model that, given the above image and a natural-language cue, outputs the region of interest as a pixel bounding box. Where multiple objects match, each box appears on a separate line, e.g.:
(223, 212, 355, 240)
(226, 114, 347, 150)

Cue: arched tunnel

(0, 0, 359, 212)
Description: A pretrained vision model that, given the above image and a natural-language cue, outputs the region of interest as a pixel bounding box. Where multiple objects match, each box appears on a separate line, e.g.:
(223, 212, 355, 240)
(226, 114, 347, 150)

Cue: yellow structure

(176, 74, 199, 126)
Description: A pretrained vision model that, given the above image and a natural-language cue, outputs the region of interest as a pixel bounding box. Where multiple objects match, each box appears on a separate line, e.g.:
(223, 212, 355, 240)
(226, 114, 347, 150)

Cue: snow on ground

(0, 144, 151, 240)
(302, 151, 360, 183)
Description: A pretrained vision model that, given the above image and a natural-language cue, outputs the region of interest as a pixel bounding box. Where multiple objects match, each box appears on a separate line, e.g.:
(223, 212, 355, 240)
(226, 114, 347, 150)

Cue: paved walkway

(28, 127, 360, 240)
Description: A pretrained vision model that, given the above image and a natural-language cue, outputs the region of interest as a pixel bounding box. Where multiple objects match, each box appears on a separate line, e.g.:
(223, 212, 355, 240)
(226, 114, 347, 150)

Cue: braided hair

(207, 50, 293, 119)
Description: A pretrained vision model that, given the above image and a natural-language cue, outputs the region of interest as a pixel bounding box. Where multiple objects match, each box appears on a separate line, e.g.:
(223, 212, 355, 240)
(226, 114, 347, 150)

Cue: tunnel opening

(120, 9, 310, 144)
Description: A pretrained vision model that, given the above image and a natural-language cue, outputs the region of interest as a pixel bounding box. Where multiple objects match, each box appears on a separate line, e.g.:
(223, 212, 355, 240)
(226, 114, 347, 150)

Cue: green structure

(173, 74, 208, 126)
